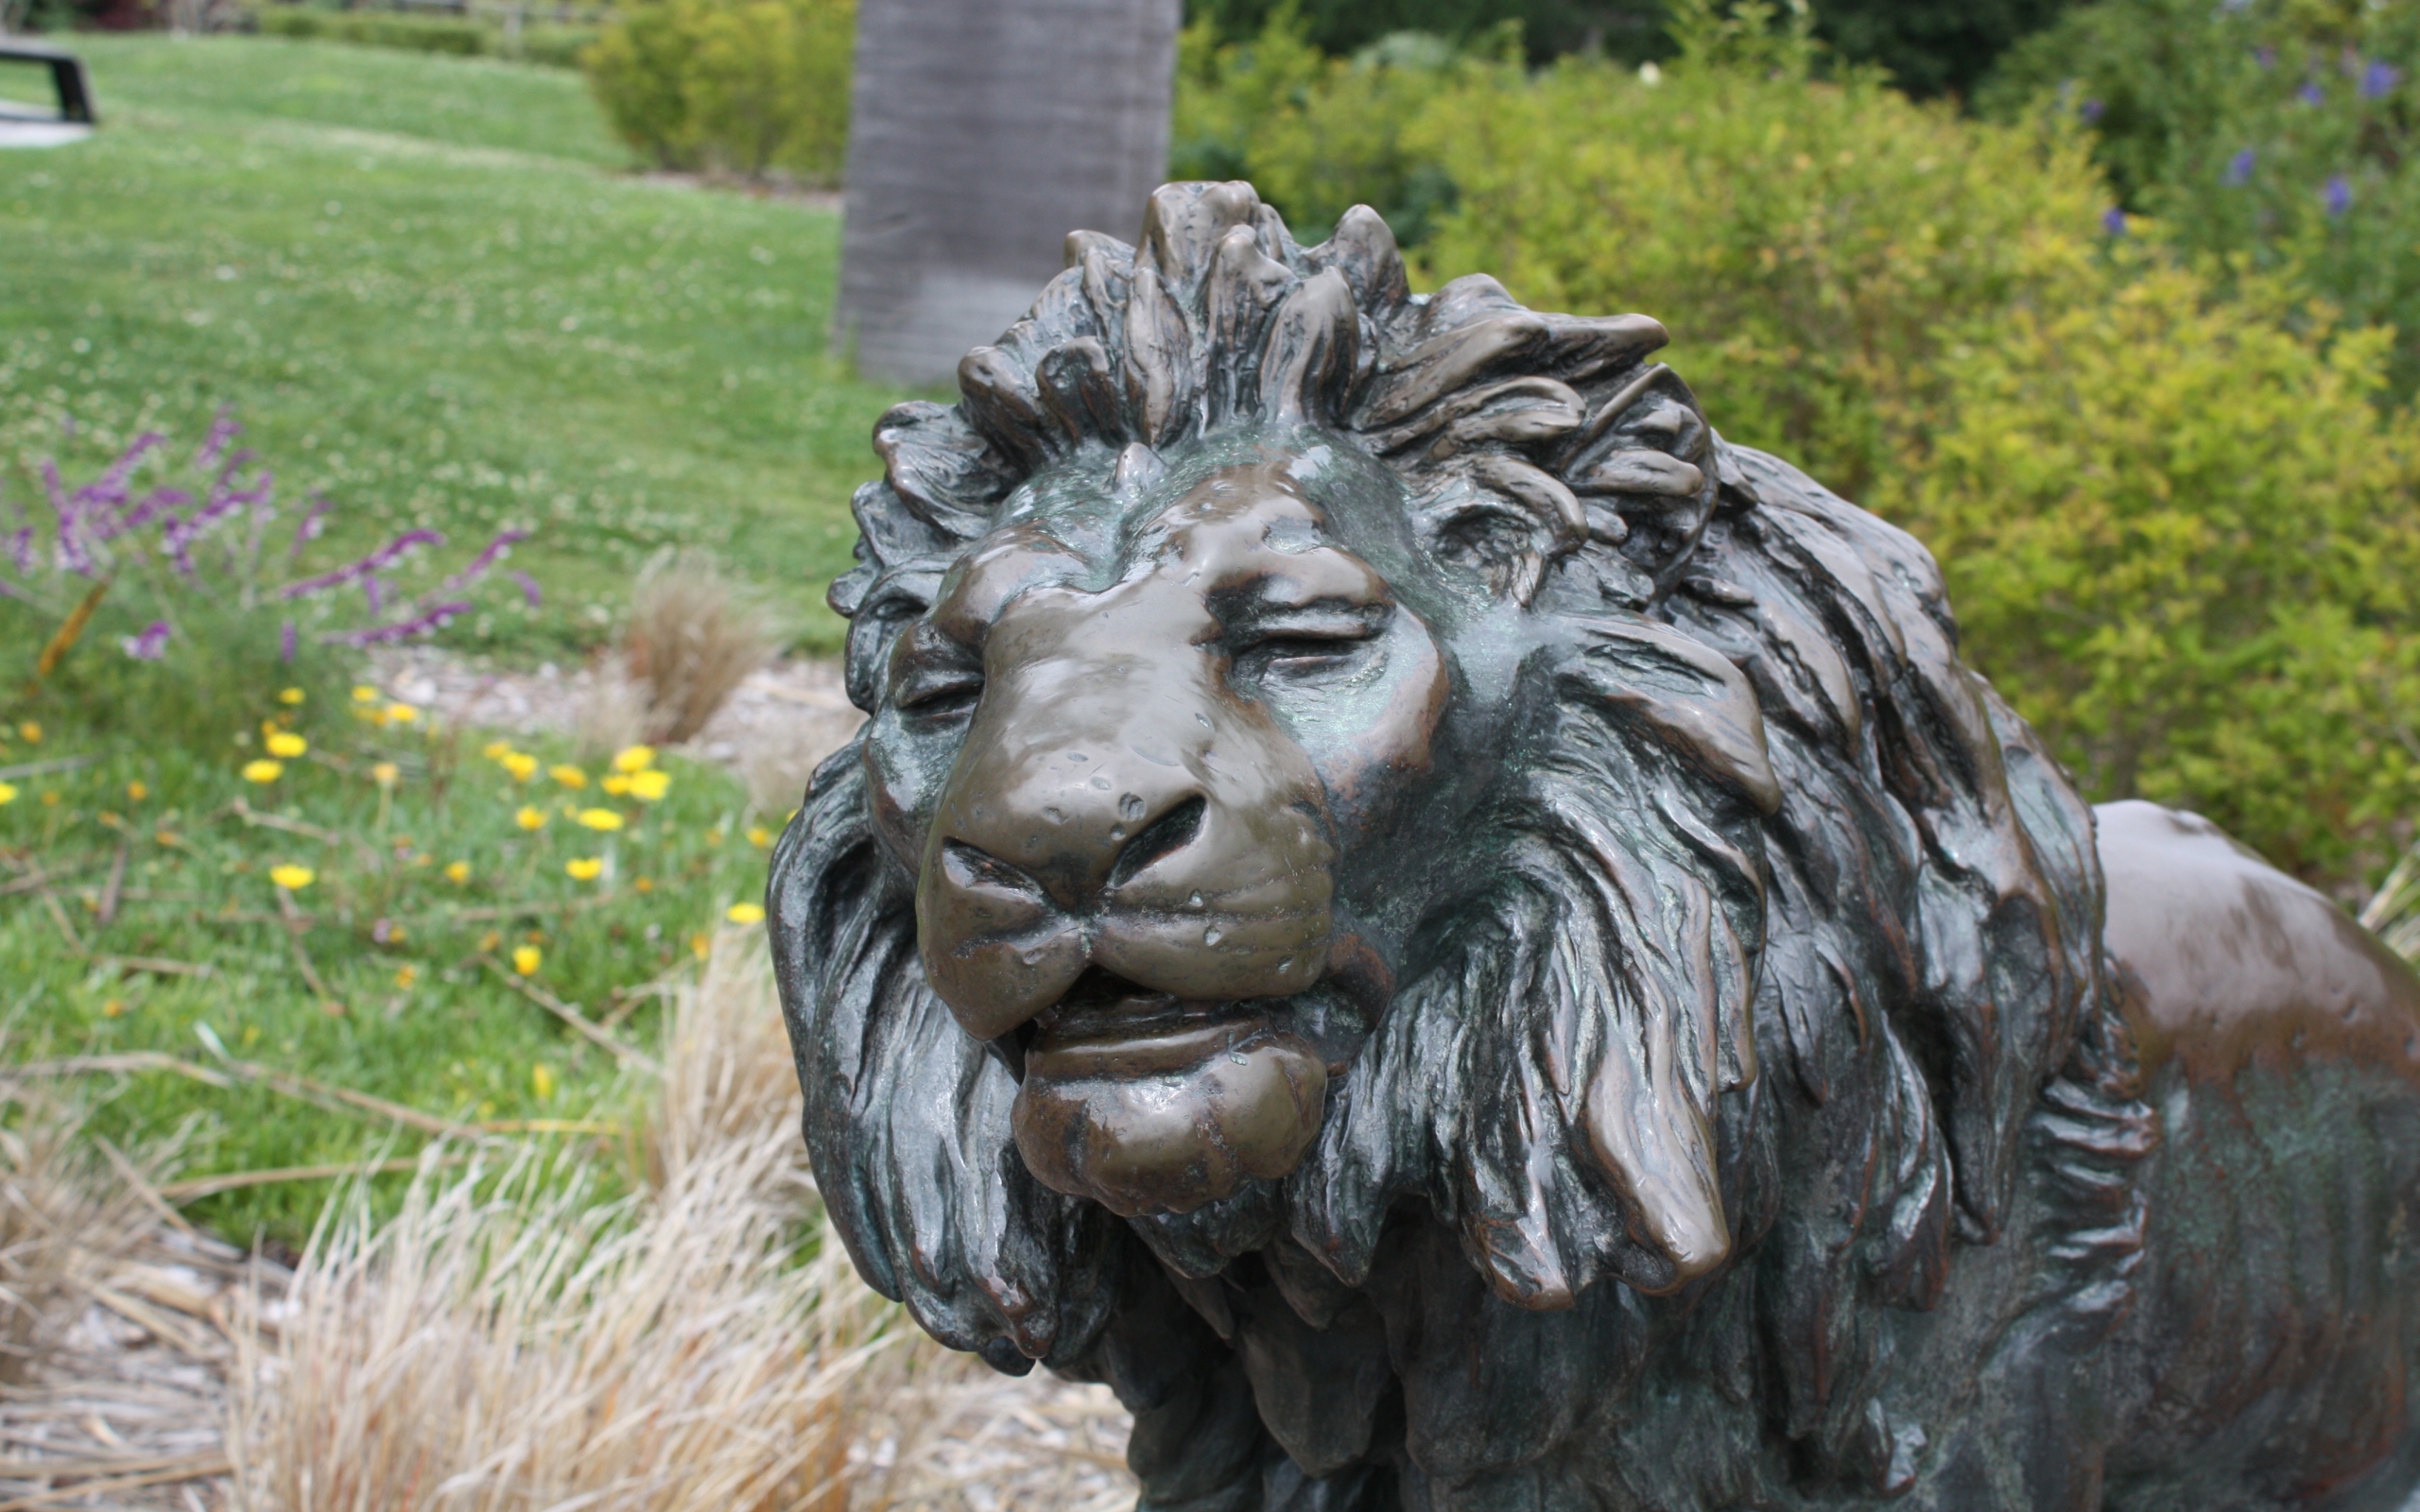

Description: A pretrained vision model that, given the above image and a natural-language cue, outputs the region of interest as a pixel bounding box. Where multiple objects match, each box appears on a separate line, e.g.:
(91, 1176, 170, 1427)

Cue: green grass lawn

(1, 35, 918, 659)
(0, 36, 904, 1244)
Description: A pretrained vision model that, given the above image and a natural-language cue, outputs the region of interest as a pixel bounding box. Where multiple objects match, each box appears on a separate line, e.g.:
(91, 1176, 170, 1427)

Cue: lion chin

(1010, 983, 1327, 1219)
(771, 181, 2420, 1512)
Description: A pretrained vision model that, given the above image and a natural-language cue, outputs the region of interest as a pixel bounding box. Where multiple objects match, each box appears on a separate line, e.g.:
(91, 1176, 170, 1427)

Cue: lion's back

(2097, 799, 2420, 1510)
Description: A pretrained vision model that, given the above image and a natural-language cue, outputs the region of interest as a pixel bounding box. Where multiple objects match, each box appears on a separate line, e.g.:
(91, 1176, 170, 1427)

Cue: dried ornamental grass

(227, 1139, 896, 1512)
(224, 929, 1137, 1511)
(0, 1090, 174, 1386)
(624, 551, 784, 747)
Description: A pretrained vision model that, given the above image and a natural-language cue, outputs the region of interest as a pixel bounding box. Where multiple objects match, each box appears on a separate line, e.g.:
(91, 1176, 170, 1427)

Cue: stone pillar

(835, 0, 1181, 386)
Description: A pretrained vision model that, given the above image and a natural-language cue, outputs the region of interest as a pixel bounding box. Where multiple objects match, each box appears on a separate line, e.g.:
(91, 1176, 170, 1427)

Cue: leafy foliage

(1169, 12, 1482, 246)
(1413, 3, 2107, 499)
(1184, 0, 1670, 65)
(1985, 0, 2420, 394)
(584, 0, 854, 183)
(1897, 263, 2420, 880)
(6, 421, 535, 739)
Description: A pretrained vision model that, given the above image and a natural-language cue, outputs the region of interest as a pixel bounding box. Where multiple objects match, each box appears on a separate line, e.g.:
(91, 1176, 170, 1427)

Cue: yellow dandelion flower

(515, 805, 546, 831)
(40, 791, 59, 807)
(126, 781, 147, 801)
(726, 902, 766, 924)
(387, 702, 420, 723)
(0, 783, 19, 806)
(395, 964, 420, 989)
(549, 764, 588, 790)
(575, 808, 625, 832)
(746, 825, 771, 849)
(372, 761, 400, 787)
(266, 731, 307, 759)
(564, 856, 604, 881)
(510, 944, 541, 976)
(269, 864, 315, 890)
(633, 876, 654, 894)
(600, 773, 632, 796)
(444, 860, 472, 885)
(353, 685, 381, 704)
(502, 752, 539, 782)
(17, 721, 38, 744)
(279, 687, 305, 705)
(242, 759, 285, 783)
(532, 1064, 556, 1101)
(689, 932, 711, 961)
(612, 745, 655, 773)
(478, 929, 503, 952)
(482, 739, 514, 760)
(628, 767, 670, 801)
(100, 999, 125, 1018)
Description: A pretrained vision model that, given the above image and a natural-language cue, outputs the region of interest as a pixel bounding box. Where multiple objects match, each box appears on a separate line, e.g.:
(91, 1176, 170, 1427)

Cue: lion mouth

(1009, 967, 1330, 1217)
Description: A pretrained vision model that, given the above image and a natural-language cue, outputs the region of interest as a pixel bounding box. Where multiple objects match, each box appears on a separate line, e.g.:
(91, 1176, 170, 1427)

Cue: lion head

(771, 181, 2111, 1476)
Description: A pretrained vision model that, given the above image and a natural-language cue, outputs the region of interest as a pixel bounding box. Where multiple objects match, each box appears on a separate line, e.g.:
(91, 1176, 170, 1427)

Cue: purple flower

(441, 528, 528, 592)
(2080, 96, 2104, 123)
(2225, 147, 2256, 185)
(288, 494, 331, 560)
(511, 570, 542, 608)
(2364, 60, 2401, 99)
(280, 620, 298, 662)
(121, 621, 170, 662)
(2101, 205, 2128, 236)
(327, 599, 472, 646)
(2326, 175, 2353, 216)
(194, 410, 241, 472)
(276, 528, 444, 599)
(2300, 79, 2326, 106)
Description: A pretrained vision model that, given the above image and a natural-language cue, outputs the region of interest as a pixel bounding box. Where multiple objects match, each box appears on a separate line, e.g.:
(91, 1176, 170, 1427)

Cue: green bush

(257, 7, 494, 58)
(1411, 1, 2107, 500)
(1985, 0, 2420, 394)
(1899, 261, 2420, 882)
(583, 0, 852, 183)
(1171, 14, 1482, 245)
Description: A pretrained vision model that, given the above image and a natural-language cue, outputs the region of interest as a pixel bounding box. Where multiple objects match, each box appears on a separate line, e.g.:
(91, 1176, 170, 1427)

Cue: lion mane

(770, 182, 2138, 1501)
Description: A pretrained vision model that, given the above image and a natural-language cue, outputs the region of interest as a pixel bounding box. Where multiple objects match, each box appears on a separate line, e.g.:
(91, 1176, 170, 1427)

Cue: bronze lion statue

(769, 182, 2420, 1511)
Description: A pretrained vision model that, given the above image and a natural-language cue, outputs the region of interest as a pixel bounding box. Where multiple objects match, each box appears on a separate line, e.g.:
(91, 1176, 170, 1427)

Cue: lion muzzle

(910, 578, 1342, 1213)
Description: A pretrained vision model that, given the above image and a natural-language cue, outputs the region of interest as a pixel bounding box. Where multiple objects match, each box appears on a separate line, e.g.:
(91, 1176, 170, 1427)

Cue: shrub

(1985, 0, 2420, 394)
(4, 417, 537, 741)
(1410, 1, 2108, 499)
(1895, 261, 2420, 884)
(1171, 15, 1482, 245)
(621, 549, 781, 746)
(584, 0, 853, 183)
(256, 7, 494, 58)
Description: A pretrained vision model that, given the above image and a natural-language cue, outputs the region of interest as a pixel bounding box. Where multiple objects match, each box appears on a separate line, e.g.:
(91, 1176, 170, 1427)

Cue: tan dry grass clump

(0, 1090, 172, 1385)
(226, 929, 1135, 1512)
(624, 550, 785, 747)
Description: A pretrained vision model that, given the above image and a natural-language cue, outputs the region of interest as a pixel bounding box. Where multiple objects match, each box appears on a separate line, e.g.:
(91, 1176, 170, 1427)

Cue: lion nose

(918, 767, 1335, 1044)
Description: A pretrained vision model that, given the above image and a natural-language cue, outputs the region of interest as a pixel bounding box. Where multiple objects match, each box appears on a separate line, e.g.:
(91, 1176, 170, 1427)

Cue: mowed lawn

(0, 36, 915, 656)
(0, 38, 907, 1244)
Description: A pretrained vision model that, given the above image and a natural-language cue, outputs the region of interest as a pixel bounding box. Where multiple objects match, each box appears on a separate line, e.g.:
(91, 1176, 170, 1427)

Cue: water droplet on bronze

(1118, 793, 1145, 822)
(1021, 948, 1042, 966)
(1204, 924, 1223, 945)
(1188, 891, 1203, 909)
(1044, 806, 1065, 824)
